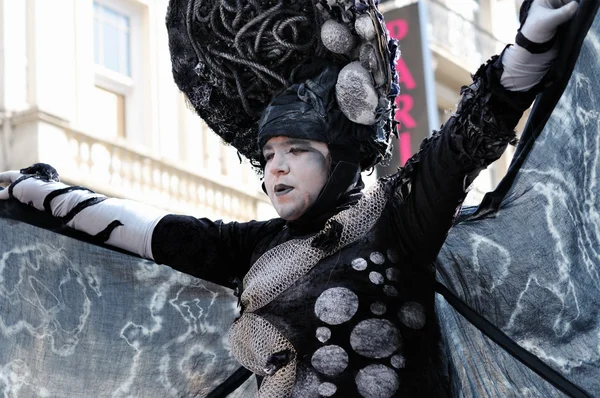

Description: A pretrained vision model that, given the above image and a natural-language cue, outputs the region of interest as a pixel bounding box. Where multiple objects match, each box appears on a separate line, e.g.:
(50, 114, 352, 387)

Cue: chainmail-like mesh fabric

(256, 361, 297, 398)
(228, 313, 297, 397)
(242, 180, 390, 313)
(227, 181, 390, 397)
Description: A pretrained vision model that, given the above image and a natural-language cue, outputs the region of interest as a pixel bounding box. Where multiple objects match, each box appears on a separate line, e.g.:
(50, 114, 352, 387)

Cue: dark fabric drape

(435, 2, 600, 396)
(0, 200, 256, 397)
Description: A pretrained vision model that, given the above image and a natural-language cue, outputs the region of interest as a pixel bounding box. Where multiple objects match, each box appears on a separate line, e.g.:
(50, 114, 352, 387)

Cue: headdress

(166, 0, 399, 170)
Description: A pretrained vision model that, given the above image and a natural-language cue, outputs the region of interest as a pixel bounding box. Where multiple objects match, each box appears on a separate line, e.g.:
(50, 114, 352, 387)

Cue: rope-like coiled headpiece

(167, 0, 399, 170)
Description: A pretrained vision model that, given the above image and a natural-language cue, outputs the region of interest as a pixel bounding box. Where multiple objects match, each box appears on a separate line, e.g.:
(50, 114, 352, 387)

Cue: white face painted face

(263, 136, 330, 221)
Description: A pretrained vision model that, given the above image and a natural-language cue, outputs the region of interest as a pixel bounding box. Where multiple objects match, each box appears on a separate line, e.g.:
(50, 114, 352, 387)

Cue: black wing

(0, 200, 252, 397)
(435, 1, 600, 396)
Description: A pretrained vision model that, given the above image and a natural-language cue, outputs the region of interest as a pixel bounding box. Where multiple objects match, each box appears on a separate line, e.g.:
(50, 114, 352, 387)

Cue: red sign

(377, 2, 437, 177)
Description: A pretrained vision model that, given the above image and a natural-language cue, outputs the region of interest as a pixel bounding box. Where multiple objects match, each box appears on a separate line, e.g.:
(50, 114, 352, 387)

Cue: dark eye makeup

(263, 143, 313, 161)
(289, 147, 310, 154)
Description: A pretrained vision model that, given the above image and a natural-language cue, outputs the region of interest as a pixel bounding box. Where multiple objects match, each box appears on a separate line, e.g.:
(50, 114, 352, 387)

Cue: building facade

(0, 0, 522, 220)
(420, 0, 527, 204)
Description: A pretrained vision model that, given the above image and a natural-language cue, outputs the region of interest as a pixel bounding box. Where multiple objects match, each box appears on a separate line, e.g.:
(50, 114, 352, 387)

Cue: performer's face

(263, 136, 330, 220)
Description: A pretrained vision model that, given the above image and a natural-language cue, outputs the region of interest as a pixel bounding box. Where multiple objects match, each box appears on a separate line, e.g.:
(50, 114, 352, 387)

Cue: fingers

(0, 171, 21, 201)
(546, 0, 577, 9)
(548, 1, 578, 25)
(0, 171, 23, 185)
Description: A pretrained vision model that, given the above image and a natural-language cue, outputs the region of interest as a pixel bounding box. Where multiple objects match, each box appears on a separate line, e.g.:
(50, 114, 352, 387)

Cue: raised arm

(389, 0, 578, 264)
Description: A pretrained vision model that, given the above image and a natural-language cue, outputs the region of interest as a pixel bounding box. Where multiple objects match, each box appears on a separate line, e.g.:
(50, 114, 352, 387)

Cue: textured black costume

(150, 50, 537, 395)
(156, 0, 549, 395)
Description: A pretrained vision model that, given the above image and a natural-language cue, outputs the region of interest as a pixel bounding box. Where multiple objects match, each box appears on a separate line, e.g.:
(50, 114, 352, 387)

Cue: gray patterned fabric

(435, 9, 600, 398)
(0, 204, 256, 397)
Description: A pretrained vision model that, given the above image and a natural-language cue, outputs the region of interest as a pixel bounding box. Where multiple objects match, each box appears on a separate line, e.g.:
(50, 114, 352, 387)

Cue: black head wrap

(258, 59, 389, 169)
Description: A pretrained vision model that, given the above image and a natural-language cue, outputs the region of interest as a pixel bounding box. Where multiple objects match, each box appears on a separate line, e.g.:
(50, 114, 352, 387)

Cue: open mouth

(274, 184, 294, 197)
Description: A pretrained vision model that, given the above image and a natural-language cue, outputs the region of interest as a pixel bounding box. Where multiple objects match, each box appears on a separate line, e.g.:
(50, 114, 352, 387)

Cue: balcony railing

(16, 109, 267, 222)
(427, 0, 506, 71)
(380, 0, 507, 72)
(65, 131, 263, 221)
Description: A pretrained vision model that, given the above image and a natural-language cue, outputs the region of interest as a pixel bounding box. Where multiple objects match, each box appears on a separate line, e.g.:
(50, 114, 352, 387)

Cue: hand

(501, 0, 578, 91)
(520, 0, 578, 44)
(0, 164, 67, 211)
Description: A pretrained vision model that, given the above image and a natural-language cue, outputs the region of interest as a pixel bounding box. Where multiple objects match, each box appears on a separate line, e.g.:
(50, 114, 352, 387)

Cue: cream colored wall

(0, 0, 274, 221)
(0, 0, 524, 218)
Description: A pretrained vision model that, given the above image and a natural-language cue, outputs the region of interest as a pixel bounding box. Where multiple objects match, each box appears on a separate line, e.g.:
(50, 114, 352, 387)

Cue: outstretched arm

(0, 163, 277, 288)
(0, 164, 165, 259)
(390, 0, 577, 264)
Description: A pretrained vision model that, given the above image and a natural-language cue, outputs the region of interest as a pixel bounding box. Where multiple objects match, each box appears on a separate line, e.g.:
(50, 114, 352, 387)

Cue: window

(92, 86, 126, 138)
(94, 2, 131, 77)
(91, 0, 143, 141)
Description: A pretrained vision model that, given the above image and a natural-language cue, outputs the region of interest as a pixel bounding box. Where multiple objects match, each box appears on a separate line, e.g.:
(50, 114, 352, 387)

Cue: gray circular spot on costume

(399, 302, 426, 329)
(336, 62, 378, 125)
(370, 302, 387, 315)
(316, 327, 331, 343)
(383, 285, 398, 297)
(355, 364, 400, 398)
(387, 248, 399, 263)
(355, 14, 376, 40)
(369, 271, 384, 285)
(352, 257, 368, 271)
(385, 268, 400, 282)
(291, 366, 320, 398)
(311, 345, 349, 376)
(391, 354, 406, 369)
(369, 251, 385, 265)
(321, 19, 356, 55)
(318, 382, 337, 397)
(315, 287, 359, 325)
(350, 319, 402, 358)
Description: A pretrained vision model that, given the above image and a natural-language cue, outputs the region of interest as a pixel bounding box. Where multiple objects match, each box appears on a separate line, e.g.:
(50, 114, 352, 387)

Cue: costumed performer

(0, 0, 579, 396)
